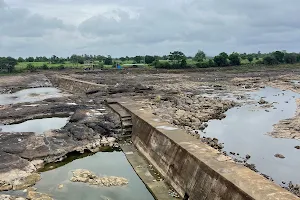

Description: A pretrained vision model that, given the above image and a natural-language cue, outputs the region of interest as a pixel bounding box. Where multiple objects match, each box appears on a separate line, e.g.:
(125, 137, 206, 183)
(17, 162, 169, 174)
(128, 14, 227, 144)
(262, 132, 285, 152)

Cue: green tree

(104, 55, 113, 65)
(263, 56, 278, 65)
(247, 55, 254, 63)
(0, 57, 17, 73)
(272, 51, 284, 63)
(145, 55, 155, 64)
(133, 56, 142, 63)
(229, 52, 241, 66)
(17, 57, 25, 62)
(284, 53, 297, 64)
(194, 50, 206, 62)
(169, 51, 186, 65)
(214, 52, 229, 67)
(26, 57, 35, 62)
(240, 53, 247, 60)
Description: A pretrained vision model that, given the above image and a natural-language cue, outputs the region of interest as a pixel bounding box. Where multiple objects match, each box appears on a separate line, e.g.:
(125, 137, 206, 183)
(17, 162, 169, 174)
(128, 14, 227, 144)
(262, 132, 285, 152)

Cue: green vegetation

(1, 50, 300, 74)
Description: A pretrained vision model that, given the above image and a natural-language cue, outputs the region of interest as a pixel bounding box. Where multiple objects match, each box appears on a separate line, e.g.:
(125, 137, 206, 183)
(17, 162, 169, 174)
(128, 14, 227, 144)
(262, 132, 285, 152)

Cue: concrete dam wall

(117, 100, 298, 200)
(52, 75, 298, 200)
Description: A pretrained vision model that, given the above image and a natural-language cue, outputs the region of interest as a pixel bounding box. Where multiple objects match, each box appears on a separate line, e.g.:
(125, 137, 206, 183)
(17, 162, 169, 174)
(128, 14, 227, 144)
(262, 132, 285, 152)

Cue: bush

(263, 56, 278, 65)
(284, 53, 297, 64)
(58, 64, 65, 70)
(229, 53, 241, 66)
(26, 63, 36, 72)
(41, 64, 49, 70)
(94, 63, 104, 69)
(196, 62, 209, 68)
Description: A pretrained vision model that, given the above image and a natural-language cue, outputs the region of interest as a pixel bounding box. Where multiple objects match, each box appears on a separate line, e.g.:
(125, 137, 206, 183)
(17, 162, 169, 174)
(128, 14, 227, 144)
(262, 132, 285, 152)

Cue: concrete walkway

(120, 144, 179, 200)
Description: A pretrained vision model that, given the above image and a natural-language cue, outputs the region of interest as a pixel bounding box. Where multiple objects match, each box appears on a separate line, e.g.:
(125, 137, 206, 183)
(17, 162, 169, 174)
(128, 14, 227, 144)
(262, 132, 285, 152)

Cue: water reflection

(0, 118, 69, 134)
(0, 87, 62, 105)
(202, 87, 300, 184)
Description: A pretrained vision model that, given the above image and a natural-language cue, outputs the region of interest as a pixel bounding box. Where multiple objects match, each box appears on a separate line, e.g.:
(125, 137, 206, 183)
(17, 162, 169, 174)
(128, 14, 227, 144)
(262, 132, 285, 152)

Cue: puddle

(291, 80, 300, 85)
(0, 118, 69, 134)
(202, 87, 300, 184)
(0, 87, 63, 105)
(5, 152, 155, 200)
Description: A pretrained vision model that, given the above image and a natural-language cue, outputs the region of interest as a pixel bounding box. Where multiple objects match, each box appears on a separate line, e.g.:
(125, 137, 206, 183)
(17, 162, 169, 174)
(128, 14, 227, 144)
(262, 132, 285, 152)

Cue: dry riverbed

(1, 69, 300, 198)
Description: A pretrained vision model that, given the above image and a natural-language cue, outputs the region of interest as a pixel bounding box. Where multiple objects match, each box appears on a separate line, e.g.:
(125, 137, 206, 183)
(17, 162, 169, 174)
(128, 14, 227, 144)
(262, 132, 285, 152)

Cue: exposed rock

(295, 146, 300, 149)
(245, 154, 251, 160)
(58, 184, 64, 189)
(70, 169, 128, 187)
(258, 98, 268, 104)
(274, 154, 285, 159)
(201, 137, 224, 150)
(13, 173, 41, 190)
(27, 191, 53, 200)
(69, 109, 87, 122)
(0, 195, 25, 200)
(286, 181, 300, 197)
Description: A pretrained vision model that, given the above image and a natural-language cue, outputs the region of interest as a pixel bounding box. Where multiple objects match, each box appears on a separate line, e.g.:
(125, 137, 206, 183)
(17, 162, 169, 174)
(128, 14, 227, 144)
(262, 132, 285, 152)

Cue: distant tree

(50, 55, 58, 64)
(145, 55, 155, 64)
(214, 52, 229, 67)
(263, 56, 278, 65)
(133, 56, 142, 64)
(229, 53, 241, 66)
(272, 51, 284, 63)
(26, 57, 35, 62)
(247, 55, 254, 63)
(193, 50, 206, 62)
(240, 53, 247, 60)
(17, 57, 25, 62)
(297, 54, 300, 63)
(169, 51, 186, 65)
(104, 55, 113, 65)
(284, 53, 297, 64)
(208, 59, 215, 67)
(120, 57, 126, 62)
(0, 57, 17, 73)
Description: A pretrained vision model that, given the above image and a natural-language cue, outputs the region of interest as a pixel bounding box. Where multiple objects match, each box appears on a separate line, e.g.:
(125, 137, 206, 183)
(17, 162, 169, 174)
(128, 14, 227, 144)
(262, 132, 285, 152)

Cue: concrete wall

(50, 75, 107, 94)
(118, 100, 298, 200)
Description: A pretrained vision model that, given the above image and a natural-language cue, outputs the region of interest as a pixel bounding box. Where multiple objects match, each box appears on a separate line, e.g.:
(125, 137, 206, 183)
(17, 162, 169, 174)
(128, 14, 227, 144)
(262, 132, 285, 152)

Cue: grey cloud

(1, 0, 300, 57)
(0, 1, 73, 38)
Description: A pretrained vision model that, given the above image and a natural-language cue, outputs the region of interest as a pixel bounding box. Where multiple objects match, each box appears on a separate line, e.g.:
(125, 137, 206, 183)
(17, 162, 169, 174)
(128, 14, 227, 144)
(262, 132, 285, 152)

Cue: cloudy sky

(0, 0, 299, 57)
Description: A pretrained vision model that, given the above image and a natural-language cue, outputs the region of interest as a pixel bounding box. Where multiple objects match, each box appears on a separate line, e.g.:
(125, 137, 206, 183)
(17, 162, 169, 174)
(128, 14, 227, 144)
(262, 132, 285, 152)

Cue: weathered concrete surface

(121, 144, 179, 200)
(117, 99, 299, 200)
(50, 75, 107, 94)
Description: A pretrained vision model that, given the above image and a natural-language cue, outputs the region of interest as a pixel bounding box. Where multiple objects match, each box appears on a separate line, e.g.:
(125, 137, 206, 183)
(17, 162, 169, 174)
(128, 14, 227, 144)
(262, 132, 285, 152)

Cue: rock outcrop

(70, 169, 128, 187)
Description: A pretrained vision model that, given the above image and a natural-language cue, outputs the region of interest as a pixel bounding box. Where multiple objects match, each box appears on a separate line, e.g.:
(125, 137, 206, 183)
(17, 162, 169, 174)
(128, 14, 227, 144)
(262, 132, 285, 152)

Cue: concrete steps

(106, 101, 133, 137)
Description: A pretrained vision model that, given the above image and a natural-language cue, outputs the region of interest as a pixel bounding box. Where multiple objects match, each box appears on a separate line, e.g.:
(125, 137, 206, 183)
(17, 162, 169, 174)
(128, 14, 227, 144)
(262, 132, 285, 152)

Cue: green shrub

(26, 63, 36, 72)
(41, 64, 49, 70)
(94, 63, 104, 69)
(58, 64, 65, 70)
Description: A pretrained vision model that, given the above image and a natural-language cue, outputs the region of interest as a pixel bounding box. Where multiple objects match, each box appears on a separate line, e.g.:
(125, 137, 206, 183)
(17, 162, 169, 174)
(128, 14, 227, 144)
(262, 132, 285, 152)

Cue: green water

(34, 152, 154, 200)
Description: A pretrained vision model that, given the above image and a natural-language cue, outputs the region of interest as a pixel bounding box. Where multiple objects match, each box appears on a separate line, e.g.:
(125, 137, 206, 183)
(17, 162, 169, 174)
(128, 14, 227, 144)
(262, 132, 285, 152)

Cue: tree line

(1, 50, 300, 73)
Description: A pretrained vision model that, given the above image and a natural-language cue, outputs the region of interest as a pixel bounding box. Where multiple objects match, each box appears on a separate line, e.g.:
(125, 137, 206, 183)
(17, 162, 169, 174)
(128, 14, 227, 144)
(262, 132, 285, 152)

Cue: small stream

(202, 87, 300, 184)
(0, 87, 62, 105)
(0, 118, 69, 134)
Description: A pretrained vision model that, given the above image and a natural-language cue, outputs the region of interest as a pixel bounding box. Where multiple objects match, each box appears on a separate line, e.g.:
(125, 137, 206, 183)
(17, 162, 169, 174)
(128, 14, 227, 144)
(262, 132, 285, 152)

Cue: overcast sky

(0, 0, 299, 57)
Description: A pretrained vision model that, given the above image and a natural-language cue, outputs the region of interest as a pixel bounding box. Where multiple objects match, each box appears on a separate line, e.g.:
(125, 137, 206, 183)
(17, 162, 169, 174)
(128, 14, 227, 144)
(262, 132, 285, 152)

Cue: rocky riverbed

(70, 169, 128, 187)
(0, 75, 122, 194)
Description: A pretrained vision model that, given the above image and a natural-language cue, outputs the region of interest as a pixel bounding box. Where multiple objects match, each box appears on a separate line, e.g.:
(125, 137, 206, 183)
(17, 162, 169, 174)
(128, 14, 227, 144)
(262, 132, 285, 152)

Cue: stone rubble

(70, 169, 128, 187)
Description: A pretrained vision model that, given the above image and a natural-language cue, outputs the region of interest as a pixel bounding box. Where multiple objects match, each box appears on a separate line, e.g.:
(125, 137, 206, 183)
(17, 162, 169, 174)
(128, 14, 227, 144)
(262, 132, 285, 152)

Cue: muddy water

(0, 118, 69, 134)
(0, 87, 62, 105)
(8, 152, 155, 200)
(202, 87, 300, 184)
